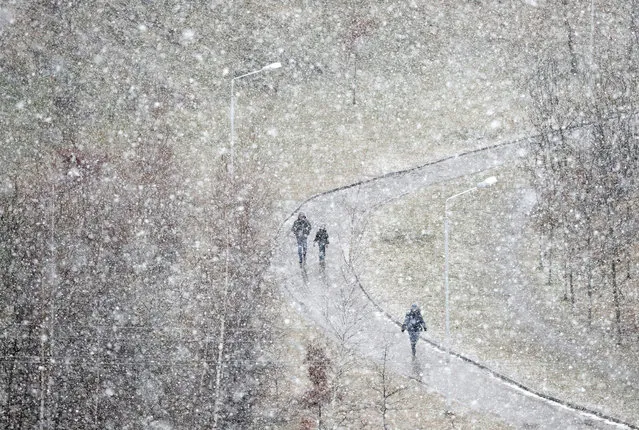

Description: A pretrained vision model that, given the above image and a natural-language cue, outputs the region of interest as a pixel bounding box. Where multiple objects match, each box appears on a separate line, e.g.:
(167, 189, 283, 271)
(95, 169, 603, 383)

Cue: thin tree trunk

(628, 0, 639, 69)
(538, 230, 544, 270)
(40, 183, 58, 430)
(562, 258, 569, 301)
(352, 52, 357, 105)
(381, 354, 388, 430)
(18, 323, 36, 428)
(190, 338, 211, 428)
(92, 223, 104, 427)
(564, 18, 578, 74)
(569, 270, 574, 305)
(626, 205, 632, 280)
(4, 338, 18, 427)
(585, 236, 594, 327)
(93, 327, 101, 427)
(39, 358, 47, 430)
(547, 227, 554, 286)
(587, 272, 593, 327)
(612, 260, 623, 344)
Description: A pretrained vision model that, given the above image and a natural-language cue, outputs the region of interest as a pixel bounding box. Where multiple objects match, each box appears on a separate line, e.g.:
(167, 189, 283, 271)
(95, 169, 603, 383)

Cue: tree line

(0, 141, 287, 428)
(527, 60, 639, 343)
(0, 1, 284, 427)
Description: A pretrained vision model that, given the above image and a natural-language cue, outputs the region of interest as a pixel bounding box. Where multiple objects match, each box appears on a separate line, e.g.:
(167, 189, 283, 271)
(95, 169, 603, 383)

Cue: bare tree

(560, 0, 579, 74)
(301, 342, 332, 429)
(371, 344, 407, 430)
(344, 5, 376, 106)
(526, 58, 580, 285)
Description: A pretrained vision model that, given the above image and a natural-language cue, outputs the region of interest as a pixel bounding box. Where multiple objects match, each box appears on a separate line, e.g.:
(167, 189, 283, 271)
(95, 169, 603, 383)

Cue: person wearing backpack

(313, 224, 329, 265)
(291, 212, 312, 265)
(401, 303, 427, 357)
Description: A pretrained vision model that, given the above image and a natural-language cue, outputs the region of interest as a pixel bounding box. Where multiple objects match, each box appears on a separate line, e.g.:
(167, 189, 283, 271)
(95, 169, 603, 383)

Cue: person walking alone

(401, 304, 427, 357)
(292, 212, 311, 265)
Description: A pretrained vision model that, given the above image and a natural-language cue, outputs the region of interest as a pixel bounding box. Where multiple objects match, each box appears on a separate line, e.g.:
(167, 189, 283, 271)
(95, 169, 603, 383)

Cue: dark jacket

(402, 309, 427, 332)
(314, 228, 329, 246)
(292, 217, 311, 238)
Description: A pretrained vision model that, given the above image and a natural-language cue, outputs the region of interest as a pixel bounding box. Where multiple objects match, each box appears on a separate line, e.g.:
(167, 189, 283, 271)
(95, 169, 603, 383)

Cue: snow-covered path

(271, 140, 637, 429)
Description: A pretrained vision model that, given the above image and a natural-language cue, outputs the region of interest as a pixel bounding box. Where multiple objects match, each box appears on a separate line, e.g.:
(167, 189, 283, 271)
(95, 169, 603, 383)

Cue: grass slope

(357, 163, 639, 424)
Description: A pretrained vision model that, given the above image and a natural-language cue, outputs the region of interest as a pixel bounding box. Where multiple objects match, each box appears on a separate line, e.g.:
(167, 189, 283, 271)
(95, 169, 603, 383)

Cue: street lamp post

(213, 61, 282, 429)
(229, 61, 281, 176)
(589, 0, 595, 93)
(443, 176, 497, 411)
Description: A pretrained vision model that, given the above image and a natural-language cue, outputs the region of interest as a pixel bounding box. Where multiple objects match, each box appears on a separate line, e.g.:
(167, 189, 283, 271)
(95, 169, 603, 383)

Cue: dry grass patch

(357, 164, 639, 424)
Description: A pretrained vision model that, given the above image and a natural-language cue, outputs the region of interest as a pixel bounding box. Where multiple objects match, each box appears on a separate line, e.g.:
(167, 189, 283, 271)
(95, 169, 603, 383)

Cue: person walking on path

(292, 212, 312, 265)
(313, 224, 329, 265)
(401, 304, 427, 357)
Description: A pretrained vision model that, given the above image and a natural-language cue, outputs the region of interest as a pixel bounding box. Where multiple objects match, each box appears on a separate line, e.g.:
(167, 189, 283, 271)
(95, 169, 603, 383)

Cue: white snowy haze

(1, 1, 638, 429)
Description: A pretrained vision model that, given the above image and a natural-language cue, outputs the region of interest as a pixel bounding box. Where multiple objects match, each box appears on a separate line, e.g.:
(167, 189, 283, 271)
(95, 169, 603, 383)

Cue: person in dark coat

(291, 212, 311, 264)
(313, 224, 329, 264)
(401, 303, 427, 357)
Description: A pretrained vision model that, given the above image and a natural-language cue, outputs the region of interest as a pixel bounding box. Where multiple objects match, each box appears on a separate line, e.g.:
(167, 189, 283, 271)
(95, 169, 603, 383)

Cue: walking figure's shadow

(319, 260, 328, 286)
(300, 263, 309, 287)
(411, 357, 427, 382)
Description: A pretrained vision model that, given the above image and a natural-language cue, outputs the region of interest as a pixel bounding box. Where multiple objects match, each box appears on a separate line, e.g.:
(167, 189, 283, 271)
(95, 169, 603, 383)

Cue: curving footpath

(270, 138, 638, 430)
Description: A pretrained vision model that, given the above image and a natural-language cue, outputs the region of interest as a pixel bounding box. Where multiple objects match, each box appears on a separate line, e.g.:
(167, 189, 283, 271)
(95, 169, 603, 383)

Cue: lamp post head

(477, 176, 497, 188)
(262, 62, 282, 71)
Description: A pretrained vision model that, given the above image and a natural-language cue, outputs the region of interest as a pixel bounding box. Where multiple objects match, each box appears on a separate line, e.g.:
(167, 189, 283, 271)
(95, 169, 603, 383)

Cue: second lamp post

(443, 175, 497, 411)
